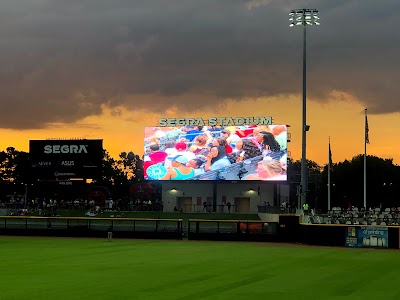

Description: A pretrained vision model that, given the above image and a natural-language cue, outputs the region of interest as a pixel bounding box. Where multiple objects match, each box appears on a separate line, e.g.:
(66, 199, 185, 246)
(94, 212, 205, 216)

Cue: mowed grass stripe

(0, 237, 400, 300)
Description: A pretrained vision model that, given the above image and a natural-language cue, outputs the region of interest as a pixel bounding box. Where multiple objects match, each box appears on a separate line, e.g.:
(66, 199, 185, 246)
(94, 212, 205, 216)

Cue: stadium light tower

(289, 9, 320, 209)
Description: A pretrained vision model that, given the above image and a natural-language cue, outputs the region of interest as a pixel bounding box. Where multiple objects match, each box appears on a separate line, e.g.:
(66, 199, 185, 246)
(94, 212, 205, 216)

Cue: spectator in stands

(148, 144, 168, 164)
(161, 155, 195, 180)
(281, 201, 287, 212)
(271, 125, 287, 150)
(202, 201, 208, 213)
(194, 143, 210, 162)
(164, 141, 178, 156)
(109, 199, 114, 211)
(201, 126, 214, 144)
(175, 142, 196, 160)
(235, 125, 257, 138)
(187, 158, 205, 176)
(244, 159, 286, 181)
(227, 201, 232, 213)
(205, 146, 231, 171)
(249, 131, 263, 152)
(261, 132, 281, 154)
(165, 142, 195, 168)
(165, 127, 182, 140)
(208, 125, 222, 136)
(383, 214, 389, 224)
(143, 144, 168, 179)
(234, 139, 262, 161)
(252, 127, 263, 137)
(184, 126, 204, 142)
(303, 203, 309, 215)
(193, 136, 209, 156)
(221, 129, 240, 146)
(146, 127, 166, 144)
(212, 138, 233, 154)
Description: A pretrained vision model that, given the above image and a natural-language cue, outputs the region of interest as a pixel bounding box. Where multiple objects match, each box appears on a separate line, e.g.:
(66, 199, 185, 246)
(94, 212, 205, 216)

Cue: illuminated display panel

(143, 125, 287, 181)
(29, 139, 103, 180)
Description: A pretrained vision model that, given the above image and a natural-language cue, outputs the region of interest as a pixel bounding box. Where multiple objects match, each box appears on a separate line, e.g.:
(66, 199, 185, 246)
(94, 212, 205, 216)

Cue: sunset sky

(0, 0, 399, 166)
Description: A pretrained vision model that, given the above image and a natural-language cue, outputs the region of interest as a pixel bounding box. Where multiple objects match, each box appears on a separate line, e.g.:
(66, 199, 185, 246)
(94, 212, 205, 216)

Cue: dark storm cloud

(0, 0, 398, 129)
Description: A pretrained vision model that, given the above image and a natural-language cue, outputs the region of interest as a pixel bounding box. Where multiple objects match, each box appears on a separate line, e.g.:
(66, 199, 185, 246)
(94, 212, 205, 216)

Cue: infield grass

(1, 237, 399, 300)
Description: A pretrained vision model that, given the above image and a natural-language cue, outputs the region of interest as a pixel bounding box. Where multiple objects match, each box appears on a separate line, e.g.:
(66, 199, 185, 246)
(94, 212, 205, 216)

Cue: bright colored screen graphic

(144, 124, 287, 181)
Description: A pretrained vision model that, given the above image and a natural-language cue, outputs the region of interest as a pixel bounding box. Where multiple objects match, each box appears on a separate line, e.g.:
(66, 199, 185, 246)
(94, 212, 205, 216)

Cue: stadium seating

(312, 206, 400, 226)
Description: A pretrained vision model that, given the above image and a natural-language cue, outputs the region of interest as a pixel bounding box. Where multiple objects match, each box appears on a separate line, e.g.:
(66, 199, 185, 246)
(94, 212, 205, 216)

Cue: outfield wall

(187, 219, 279, 242)
(299, 223, 400, 249)
(278, 215, 400, 249)
(0, 216, 184, 240)
(1, 215, 399, 249)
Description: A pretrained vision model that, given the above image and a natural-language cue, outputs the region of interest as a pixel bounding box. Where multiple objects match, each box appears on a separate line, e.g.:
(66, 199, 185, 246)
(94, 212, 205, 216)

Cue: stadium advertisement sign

(345, 226, 388, 248)
(30, 139, 103, 179)
(143, 120, 287, 181)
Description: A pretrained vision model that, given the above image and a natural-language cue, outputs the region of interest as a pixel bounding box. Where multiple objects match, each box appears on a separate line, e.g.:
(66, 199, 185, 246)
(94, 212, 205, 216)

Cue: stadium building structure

(133, 181, 290, 214)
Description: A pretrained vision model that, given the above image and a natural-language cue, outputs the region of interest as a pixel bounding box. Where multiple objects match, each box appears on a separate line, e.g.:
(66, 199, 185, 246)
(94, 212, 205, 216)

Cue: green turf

(1, 237, 399, 300)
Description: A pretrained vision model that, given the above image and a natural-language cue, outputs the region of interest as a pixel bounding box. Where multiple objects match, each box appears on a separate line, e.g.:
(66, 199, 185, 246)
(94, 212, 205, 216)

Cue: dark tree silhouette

(319, 155, 400, 210)
(0, 147, 30, 184)
(0, 147, 144, 200)
(0, 145, 398, 210)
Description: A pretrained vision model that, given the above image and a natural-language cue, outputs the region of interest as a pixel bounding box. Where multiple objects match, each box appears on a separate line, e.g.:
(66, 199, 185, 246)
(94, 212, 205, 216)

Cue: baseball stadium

(1, 117, 399, 300)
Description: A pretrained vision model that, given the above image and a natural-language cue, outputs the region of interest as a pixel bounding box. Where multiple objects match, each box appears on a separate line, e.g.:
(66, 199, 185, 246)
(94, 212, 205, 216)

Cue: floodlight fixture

(289, 9, 320, 27)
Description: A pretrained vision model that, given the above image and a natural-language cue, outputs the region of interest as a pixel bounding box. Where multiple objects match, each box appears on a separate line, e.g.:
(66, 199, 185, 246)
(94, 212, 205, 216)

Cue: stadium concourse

(0, 196, 165, 217)
(307, 206, 400, 226)
(0, 195, 293, 218)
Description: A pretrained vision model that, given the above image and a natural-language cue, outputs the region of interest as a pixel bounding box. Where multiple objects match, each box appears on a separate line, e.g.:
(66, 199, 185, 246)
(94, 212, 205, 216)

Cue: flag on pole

(365, 114, 370, 144)
(329, 142, 333, 171)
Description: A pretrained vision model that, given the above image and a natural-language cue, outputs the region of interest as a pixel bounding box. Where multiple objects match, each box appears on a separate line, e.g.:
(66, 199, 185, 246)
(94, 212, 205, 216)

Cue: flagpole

(364, 108, 367, 209)
(328, 136, 331, 211)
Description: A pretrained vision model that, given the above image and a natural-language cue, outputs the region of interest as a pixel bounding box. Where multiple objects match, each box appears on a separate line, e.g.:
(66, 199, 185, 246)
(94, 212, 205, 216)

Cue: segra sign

(44, 145, 88, 154)
(30, 139, 103, 180)
(158, 116, 273, 127)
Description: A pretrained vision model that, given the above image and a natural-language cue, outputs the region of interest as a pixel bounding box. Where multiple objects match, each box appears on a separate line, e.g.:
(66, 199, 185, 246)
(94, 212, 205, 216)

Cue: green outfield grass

(0, 237, 399, 300)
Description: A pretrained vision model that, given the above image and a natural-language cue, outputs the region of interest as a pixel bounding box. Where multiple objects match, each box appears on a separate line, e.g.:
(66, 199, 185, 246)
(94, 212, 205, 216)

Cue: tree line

(0, 147, 144, 201)
(0, 146, 399, 210)
(287, 155, 400, 210)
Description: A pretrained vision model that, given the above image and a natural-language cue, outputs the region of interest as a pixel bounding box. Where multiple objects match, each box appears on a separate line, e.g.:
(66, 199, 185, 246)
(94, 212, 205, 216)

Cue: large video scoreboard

(29, 139, 103, 180)
(143, 121, 288, 181)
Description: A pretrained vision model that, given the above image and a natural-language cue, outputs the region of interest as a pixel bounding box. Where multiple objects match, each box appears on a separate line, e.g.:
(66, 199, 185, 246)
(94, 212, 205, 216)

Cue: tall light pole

(289, 9, 320, 209)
